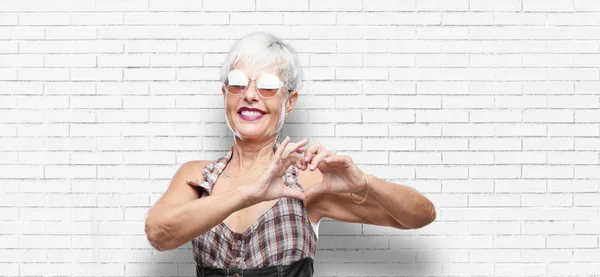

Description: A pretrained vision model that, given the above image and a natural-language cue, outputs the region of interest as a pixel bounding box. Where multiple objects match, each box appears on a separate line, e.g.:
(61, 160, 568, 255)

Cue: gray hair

(220, 31, 303, 98)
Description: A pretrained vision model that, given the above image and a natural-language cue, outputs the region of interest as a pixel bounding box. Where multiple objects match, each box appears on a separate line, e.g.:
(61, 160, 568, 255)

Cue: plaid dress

(185, 141, 318, 270)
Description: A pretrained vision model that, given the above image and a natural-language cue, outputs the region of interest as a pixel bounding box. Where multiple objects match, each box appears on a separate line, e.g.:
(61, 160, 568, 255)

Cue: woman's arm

(298, 142, 436, 229)
(145, 161, 256, 251)
(304, 170, 436, 229)
(353, 173, 436, 229)
(145, 187, 256, 251)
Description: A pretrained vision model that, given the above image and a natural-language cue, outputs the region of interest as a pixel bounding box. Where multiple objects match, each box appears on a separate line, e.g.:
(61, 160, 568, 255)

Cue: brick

(390, 96, 441, 109)
(470, 165, 521, 179)
(284, 12, 335, 25)
(363, 110, 414, 123)
(495, 13, 546, 25)
(0, 13, 18, 25)
(442, 12, 494, 25)
(442, 95, 493, 108)
(416, 110, 469, 122)
(417, 54, 468, 68)
(443, 151, 494, 164)
(308, 110, 361, 123)
(363, 0, 414, 11)
(71, 12, 123, 25)
(45, 26, 97, 39)
(442, 124, 494, 137)
(18, 123, 69, 136)
(335, 124, 387, 137)
(523, 165, 574, 179)
(362, 138, 414, 151)
(523, 0, 575, 11)
(148, 0, 203, 11)
(521, 194, 573, 207)
(416, 0, 468, 11)
(470, 0, 521, 11)
(45, 54, 96, 67)
(203, 0, 255, 11)
(495, 152, 546, 164)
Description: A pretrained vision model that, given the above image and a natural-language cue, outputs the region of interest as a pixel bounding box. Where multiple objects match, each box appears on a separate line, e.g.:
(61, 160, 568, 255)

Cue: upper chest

(206, 166, 322, 233)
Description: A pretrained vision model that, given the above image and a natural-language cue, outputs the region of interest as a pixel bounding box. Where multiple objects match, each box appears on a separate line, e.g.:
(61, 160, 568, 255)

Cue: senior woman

(145, 31, 436, 277)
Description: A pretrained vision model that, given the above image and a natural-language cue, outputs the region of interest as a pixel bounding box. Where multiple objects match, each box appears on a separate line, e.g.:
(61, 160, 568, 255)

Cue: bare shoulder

(297, 167, 325, 223)
(181, 160, 211, 179)
(152, 160, 211, 208)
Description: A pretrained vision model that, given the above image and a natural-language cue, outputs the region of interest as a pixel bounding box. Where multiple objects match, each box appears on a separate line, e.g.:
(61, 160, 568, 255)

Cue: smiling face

(222, 62, 298, 141)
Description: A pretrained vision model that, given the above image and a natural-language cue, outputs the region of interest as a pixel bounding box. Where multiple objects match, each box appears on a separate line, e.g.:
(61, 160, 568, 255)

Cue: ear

(285, 90, 299, 115)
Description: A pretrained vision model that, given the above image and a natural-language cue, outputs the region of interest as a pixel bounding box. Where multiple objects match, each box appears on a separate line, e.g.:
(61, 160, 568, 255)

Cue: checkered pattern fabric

(185, 141, 318, 269)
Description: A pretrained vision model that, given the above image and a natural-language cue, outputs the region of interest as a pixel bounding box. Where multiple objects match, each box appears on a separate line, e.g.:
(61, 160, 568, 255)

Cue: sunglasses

(225, 70, 286, 98)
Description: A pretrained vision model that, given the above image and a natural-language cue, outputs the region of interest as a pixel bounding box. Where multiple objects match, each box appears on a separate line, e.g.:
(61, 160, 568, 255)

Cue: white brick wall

(1, 0, 599, 276)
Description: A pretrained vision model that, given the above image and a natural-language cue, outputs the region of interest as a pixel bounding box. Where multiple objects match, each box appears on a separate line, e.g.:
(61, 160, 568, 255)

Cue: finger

(296, 138, 308, 153)
(303, 183, 329, 199)
(291, 138, 308, 154)
(309, 151, 333, 171)
(322, 155, 351, 168)
(293, 139, 308, 155)
(282, 138, 308, 161)
(284, 155, 301, 171)
(273, 136, 291, 164)
(282, 186, 306, 201)
(281, 155, 302, 174)
(281, 146, 305, 170)
(302, 142, 322, 170)
(291, 154, 304, 170)
(303, 142, 321, 162)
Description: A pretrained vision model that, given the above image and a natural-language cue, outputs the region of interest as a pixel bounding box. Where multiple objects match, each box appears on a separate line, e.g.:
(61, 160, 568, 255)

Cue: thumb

(282, 187, 306, 201)
(303, 183, 328, 200)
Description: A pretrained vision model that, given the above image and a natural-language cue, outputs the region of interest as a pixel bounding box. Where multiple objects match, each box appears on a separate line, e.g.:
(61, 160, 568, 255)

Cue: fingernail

(310, 165, 315, 170)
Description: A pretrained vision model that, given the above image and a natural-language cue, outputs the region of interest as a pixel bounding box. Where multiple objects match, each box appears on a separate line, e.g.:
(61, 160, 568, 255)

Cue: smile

(238, 111, 264, 121)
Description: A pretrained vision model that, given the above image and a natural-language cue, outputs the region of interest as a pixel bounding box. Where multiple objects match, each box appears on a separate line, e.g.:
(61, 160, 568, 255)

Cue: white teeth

(241, 110, 263, 116)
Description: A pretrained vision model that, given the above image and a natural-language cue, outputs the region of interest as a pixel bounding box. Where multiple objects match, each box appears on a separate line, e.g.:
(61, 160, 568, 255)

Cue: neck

(228, 135, 278, 174)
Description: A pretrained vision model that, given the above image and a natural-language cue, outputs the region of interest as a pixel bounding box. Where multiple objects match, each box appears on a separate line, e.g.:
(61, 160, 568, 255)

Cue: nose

(242, 80, 260, 102)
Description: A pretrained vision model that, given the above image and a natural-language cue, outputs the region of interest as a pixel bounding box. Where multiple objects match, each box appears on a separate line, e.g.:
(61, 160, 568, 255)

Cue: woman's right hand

(251, 136, 308, 202)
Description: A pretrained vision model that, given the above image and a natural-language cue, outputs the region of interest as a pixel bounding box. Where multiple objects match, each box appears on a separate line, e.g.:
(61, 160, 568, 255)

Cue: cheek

(225, 98, 237, 113)
(268, 98, 286, 113)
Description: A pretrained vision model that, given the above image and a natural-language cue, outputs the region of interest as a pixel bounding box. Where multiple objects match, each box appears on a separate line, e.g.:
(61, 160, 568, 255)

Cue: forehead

(232, 62, 281, 79)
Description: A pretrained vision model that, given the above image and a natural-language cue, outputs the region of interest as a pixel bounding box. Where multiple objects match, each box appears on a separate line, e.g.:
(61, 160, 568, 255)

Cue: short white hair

(220, 31, 304, 97)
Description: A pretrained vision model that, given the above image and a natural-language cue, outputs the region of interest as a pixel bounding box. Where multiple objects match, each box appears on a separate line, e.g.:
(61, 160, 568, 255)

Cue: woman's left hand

(299, 142, 368, 199)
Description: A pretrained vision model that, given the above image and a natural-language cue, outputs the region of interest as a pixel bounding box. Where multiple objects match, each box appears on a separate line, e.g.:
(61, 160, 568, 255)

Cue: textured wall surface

(1, 0, 599, 276)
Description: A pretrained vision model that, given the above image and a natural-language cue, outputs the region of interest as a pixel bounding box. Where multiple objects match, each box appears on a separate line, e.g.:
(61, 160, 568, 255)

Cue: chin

(234, 126, 277, 140)
(230, 122, 261, 135)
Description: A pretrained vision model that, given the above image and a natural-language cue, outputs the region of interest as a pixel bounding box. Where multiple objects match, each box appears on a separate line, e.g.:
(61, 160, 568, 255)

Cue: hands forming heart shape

(253, 136, 369, 202)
